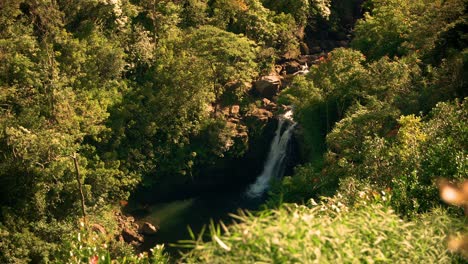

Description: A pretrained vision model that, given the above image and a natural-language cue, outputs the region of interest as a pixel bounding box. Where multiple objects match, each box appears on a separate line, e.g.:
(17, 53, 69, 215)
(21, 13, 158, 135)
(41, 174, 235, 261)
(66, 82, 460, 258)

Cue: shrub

(180, 202, 466, 263)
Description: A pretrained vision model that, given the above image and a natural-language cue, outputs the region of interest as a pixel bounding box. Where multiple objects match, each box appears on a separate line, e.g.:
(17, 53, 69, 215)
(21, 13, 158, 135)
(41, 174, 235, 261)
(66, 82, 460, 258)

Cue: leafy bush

(326, 99, 467, 216)
(180, 202, 466, 263)
(267, 163, 326, 206)
(352, 0, 466, 60)
(60, 225, 169, 264)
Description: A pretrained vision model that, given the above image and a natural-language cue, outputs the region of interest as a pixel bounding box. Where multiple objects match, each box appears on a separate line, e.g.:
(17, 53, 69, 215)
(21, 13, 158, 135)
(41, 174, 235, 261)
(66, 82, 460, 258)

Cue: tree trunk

(72, 153, 87, 225)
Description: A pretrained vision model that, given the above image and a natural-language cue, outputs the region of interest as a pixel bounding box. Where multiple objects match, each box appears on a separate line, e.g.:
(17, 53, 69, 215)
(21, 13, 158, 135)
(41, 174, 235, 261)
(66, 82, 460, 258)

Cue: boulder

(230, 105, 240, 115)
(249, 108, 273, 122)
(262, 98, 271, 106)
(122, 227, 144, 243)
(139, 222, 158, 235)
(254, 75, 281, 100)
(284, 61, 301, 74)
(261, 98, 277, 111)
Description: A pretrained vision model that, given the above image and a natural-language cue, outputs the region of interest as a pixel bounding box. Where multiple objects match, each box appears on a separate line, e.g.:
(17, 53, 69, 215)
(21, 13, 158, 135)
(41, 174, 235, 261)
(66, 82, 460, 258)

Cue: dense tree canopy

(276, 0, 467, 218)
(0, 0, 467, 262)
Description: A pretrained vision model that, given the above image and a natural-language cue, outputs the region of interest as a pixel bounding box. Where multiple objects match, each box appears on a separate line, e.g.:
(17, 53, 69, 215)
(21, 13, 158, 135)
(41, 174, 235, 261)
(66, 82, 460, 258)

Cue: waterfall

(245, 109, 297, 198)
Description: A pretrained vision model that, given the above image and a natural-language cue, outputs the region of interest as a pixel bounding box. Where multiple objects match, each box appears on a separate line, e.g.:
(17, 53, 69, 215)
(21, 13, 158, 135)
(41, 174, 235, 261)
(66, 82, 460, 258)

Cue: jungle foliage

(0, 0, 467, 262)
(0, 0, 331, 262)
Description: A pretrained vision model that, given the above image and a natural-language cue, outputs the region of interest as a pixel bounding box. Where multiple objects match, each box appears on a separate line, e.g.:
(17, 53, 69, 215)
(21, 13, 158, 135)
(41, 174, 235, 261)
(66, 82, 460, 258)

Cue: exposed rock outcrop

(247, 107, 273, 122)
(262, 98, 278, 112)
(115, 211, 144, 246)
(230, 105, 240, 115)
(254, 75, 281, 100)
(122, 227, 143, 244)
(284, 61, 302, 74)
(139, 222, 158, 235)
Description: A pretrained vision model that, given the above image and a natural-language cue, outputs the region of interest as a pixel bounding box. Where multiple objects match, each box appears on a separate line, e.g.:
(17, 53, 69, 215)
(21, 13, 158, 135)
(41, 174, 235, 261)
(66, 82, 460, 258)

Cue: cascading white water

(245, 109, 296, 198)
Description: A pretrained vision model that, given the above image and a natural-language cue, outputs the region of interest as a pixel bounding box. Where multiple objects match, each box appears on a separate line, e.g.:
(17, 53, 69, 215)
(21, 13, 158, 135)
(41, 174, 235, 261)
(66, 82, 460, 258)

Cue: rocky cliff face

(191, 99, 279, 194)
(131, 98, 280, 203)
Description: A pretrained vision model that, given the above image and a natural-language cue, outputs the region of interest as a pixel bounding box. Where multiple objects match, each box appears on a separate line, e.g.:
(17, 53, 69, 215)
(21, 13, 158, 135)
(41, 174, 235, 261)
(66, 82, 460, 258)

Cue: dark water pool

(137, 191, 263, 256)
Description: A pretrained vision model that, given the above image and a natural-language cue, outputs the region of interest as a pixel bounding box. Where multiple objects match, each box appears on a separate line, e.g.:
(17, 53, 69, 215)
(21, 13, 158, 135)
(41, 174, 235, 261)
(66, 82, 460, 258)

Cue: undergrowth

(179, 200, 466, 263)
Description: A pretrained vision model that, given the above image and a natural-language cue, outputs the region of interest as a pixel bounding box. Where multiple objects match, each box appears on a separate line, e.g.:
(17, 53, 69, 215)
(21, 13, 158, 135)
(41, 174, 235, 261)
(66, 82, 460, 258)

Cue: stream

(138, 110, 297, 255)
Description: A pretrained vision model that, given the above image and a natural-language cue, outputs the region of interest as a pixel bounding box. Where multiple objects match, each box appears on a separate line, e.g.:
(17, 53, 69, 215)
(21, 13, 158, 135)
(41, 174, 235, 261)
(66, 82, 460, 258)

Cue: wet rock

(293, 63, 310, 76)
(139, 222, 158, 235)
(284, 61, 301, 74)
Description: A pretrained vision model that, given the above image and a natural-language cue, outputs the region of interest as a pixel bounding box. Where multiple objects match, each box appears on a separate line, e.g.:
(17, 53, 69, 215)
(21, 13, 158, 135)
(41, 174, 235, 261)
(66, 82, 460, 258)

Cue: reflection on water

(138, 192, 262, 254)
